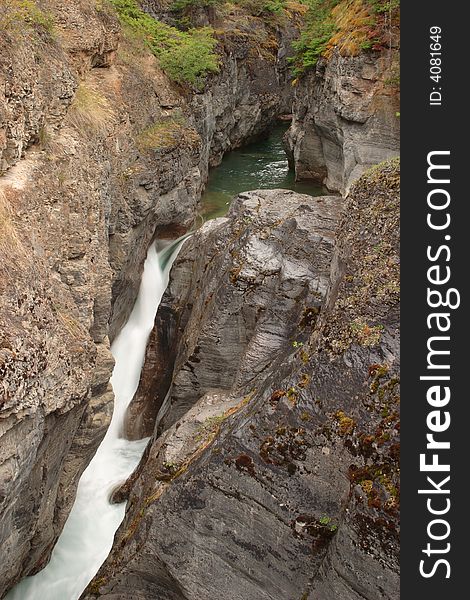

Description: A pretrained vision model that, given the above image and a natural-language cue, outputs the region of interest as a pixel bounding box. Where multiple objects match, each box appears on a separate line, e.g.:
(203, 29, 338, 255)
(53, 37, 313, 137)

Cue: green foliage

(290, 0, 400, 76)
(360, 39, 373, 50)
(171, 0, 221, 11)
(319, 515, 338, 531)
(0, 0, 54, 34)
(169, 0, 286, 17)
(290, 0, 339, 75)
(366, 0, 400, 14)
(235, 0, 287, 15)
(263, 0, 286, 13)
(109, 0, 219, 89)
(158, 28, 219, 88)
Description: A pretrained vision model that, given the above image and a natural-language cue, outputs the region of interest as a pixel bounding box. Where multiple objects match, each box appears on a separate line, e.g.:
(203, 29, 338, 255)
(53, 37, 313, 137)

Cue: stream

(6, 122, 324, 600)
(201, 122, 325, 219)
(6, 239, 186, 600)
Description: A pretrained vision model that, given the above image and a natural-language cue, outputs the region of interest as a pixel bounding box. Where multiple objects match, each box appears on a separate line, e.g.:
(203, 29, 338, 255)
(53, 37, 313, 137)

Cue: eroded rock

(285, 51, 400, 194)
(127, 189, 342, 438)
(84, 161, 399, 600)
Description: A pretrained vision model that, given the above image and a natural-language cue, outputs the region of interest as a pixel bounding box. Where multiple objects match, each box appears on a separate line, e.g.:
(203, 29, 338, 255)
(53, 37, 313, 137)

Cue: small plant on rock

(0, 0, 54, 34)
(109, 0, 219, 89)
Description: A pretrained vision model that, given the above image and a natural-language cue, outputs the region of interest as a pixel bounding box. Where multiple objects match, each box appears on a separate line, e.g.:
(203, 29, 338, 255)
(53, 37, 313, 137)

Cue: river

(6, 122, 324, 600)
(6, 239, 186, 600)
(201, 122, 325, 220)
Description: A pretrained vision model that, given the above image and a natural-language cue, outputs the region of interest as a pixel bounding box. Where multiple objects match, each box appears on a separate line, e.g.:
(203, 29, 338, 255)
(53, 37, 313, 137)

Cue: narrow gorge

(0, 1, 400, 599)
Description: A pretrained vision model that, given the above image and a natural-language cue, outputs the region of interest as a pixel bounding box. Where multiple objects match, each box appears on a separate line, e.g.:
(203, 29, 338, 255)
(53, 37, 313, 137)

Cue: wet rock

(301, 159, 400, 598)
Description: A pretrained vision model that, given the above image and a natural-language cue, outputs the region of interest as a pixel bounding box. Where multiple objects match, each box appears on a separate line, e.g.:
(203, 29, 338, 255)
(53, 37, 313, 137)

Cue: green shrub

(290, 0, 400, 76)
(171, 0, 221, 11)
(366, 0, 400, 14)
(0, 0, 54, 34)
(262, 0, 286, 14)
(136, 116, 200, 151)
(289, 0, 339, 75)
(109, 0, 219, 89)
(170, 0, 286, 15)
(234, 0, 287, 15)
(158, 27, 219, 87)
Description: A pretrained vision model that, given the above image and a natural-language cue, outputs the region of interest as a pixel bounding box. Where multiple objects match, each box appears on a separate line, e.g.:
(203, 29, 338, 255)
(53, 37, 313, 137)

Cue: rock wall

(126, 189, 342, 439)
(83, 160, 399, 600)
(285, 49, 400, 194)
(0, 7, 120, 594)
(0, 1, 300, 594)
(299, 159, 400, 598)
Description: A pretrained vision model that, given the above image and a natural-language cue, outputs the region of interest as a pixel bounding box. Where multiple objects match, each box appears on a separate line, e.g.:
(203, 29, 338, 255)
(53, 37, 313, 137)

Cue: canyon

(0, 1, 400, 599)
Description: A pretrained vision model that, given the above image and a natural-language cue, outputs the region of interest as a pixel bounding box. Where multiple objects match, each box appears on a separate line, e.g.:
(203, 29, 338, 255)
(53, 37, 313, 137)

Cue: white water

(7, 239, 186, 600)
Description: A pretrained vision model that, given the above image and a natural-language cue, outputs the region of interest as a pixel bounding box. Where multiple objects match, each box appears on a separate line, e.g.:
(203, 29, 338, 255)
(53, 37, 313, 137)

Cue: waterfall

(6, 236, 188, 600)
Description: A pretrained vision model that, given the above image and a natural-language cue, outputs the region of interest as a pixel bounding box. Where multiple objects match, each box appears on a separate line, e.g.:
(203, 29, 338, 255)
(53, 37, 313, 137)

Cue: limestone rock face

(0, 4, 119, 175)
(1, 1, 400, 597)
(0, 221, 96, 589)
(0, 7, 120, 594)
(191, 14, 300, 174)
(285, 51, 400, 194)
(83, 161, 399, 600)
(297, 159, 400, 598)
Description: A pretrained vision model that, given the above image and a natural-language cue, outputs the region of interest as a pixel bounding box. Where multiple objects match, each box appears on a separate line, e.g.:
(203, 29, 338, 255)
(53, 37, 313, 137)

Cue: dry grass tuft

(68, 82, 114, 135)
(325, 0, 375, 57)
(136, 117, 200, 152)
(285, 0, 309, 15)
(0, 191, 22, 256)
(0, 189, 27, 286)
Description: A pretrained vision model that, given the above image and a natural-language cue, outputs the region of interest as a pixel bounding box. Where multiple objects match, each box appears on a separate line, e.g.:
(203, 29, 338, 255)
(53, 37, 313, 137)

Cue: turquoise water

(201, 123, 327, 220)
